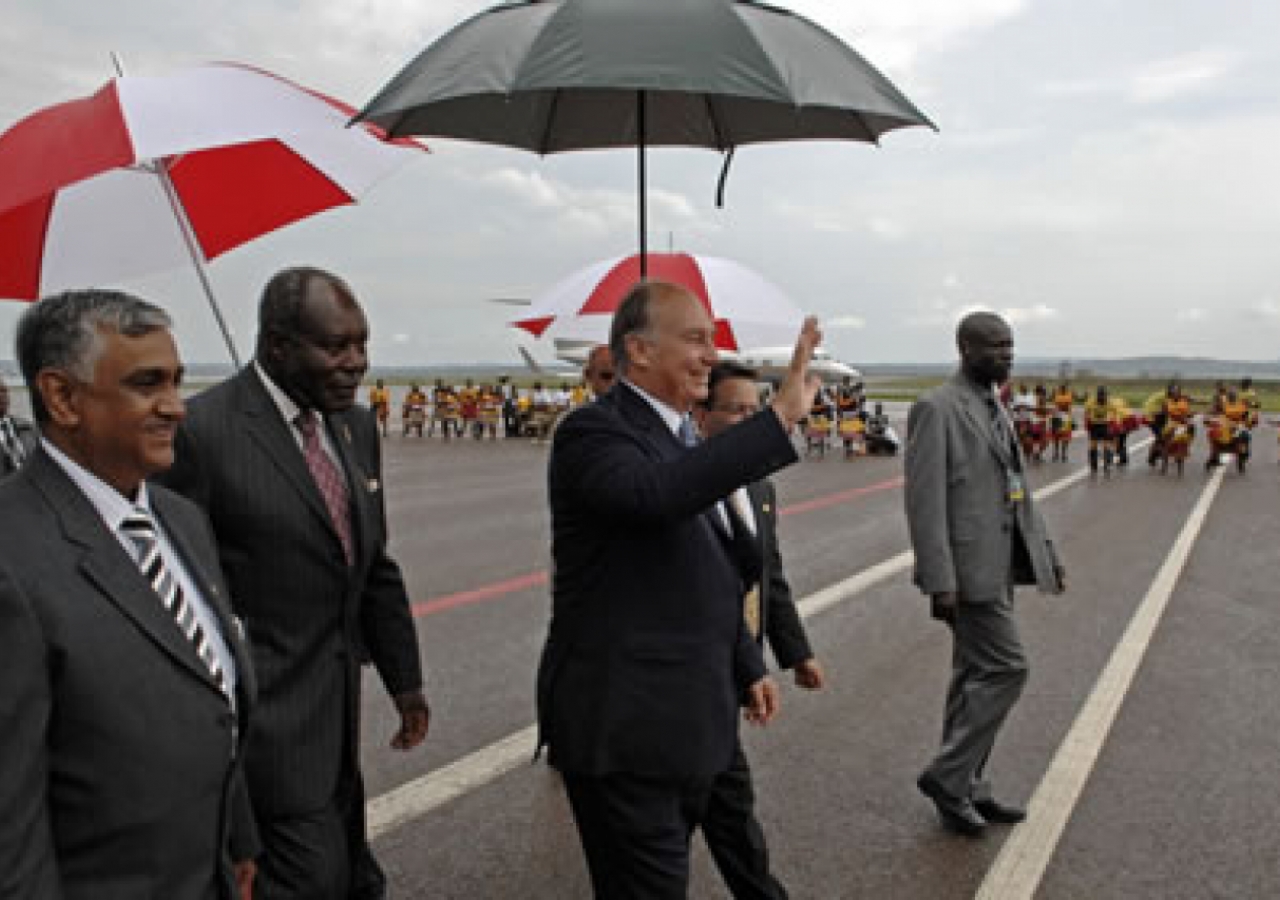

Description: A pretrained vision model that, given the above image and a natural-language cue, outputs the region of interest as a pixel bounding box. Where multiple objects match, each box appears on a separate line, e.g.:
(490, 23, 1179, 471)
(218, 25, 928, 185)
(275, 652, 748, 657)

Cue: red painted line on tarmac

(411, 475, 905, 619)
(777, 475, 904, 518)
(411, 570, 549, 619)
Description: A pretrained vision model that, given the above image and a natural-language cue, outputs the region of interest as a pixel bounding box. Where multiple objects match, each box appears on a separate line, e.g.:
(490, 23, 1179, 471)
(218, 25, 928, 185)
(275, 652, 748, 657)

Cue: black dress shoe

(973, 798, 1026, 824)
(917, 774, 987, 837)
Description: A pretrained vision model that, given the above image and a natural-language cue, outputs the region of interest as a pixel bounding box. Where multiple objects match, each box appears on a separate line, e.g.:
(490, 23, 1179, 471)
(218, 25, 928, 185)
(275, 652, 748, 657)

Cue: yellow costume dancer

(368, 380, 391, 437)
(1083, 386, 1116, 475)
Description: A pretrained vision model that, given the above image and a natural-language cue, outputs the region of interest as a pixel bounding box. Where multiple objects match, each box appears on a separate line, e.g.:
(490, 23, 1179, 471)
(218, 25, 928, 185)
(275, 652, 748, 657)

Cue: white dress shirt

(42, 439, 238, 705)
(253, 361, 342, 467)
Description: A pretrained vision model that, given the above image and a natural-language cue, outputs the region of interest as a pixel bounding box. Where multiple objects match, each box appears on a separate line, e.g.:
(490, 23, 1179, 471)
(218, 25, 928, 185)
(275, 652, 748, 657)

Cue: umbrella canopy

(0, 62, 425, 362)
(513, 251, 804, 351)
(355, 0, 933, 270)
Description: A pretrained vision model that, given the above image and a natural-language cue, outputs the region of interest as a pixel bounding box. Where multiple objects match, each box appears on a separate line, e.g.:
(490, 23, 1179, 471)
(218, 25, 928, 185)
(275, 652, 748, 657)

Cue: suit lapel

(237, 369, 348, 554)
(955, 380, 1013, 468)
(615, 383, 730, 544)
(615, 382, 682, 457)
(27, 452, 220, 692)
(746, 480, 771, 636)
(746, 481, 769, 551)
(152, 491, 256, 706)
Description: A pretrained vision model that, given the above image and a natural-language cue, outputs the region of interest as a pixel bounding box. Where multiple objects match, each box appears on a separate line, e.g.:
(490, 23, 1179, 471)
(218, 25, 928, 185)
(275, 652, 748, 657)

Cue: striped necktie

(0, 417, 25, 467)
(120, 508, 227, 695)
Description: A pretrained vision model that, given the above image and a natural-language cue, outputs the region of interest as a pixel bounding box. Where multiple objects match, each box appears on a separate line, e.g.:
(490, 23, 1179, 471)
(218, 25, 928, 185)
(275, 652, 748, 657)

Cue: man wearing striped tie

(0, 379, 37, 478)
(0, 289, 257, 899)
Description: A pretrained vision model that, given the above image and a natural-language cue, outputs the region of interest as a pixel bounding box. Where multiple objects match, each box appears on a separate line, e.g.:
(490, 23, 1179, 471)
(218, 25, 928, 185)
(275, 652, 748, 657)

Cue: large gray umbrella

(355, 0, 935, 274)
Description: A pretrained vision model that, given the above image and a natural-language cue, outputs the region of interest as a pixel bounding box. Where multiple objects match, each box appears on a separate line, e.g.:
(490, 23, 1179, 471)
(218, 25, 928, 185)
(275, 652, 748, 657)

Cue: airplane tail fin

(518, 346, 545, 375)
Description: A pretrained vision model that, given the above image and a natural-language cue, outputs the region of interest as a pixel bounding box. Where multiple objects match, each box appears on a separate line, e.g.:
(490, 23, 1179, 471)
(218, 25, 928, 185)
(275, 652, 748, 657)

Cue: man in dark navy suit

(536, 281, 822, 898)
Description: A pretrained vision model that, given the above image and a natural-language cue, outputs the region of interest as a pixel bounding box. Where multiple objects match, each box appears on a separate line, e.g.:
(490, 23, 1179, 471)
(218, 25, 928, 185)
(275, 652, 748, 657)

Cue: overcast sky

(2, 0, 1277, 368)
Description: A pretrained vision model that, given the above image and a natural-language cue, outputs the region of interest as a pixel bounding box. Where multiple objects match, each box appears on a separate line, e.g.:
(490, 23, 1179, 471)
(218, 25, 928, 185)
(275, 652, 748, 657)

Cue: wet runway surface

(354, 412, 1280, 898)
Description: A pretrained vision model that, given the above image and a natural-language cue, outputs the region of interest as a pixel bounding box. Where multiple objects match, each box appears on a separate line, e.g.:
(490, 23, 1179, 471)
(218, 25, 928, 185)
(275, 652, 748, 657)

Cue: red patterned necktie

(294, 411, 354, 565)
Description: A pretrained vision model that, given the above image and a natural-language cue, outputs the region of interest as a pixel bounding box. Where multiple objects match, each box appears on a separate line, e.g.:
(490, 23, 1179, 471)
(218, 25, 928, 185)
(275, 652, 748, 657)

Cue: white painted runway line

(369, 726, 537, 840)
(368, 455, 1116, 839)
(974, 463, 1225, 900)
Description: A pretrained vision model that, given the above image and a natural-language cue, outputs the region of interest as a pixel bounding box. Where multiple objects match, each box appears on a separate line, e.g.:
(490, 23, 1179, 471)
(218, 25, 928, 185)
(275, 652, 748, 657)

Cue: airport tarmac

(8, 375, 1275, 896)
(356, 413, 1278, 898)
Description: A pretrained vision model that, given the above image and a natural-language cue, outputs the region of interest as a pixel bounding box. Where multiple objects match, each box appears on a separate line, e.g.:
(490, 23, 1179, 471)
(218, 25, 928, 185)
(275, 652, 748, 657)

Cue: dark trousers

(562, 771, 715, 899)
(703, 743, 788, 900)
(254, 777, 385, 900)
(256, 677, 383, 900)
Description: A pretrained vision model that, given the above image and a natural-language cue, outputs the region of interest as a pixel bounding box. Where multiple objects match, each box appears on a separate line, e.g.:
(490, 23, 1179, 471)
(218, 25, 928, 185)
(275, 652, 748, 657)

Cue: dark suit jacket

(0, 414, 37, 477)
(746, 479, 813, 670)
(157, 366, 423, 820)
(0, 449, 255, 900)
(537, 383, 798, 780)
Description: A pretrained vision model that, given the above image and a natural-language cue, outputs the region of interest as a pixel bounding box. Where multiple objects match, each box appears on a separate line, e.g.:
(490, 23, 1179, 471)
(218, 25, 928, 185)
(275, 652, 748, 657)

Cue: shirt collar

(253, 361, 306, 428)
(622, 379, 686, 437)
(41, 437, 152, 532)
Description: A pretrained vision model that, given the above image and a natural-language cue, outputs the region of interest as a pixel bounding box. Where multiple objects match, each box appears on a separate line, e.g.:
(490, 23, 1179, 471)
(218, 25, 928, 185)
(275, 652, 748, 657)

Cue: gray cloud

(2, 0, 1279, 369)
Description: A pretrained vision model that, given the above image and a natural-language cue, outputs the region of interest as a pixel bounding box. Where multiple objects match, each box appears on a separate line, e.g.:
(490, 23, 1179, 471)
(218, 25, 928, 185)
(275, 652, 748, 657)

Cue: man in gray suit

(0, 289, 256, 898)
(904, 311, 1066, 837)
(0, 379, 38, 477)
(161, 267, 430, 899)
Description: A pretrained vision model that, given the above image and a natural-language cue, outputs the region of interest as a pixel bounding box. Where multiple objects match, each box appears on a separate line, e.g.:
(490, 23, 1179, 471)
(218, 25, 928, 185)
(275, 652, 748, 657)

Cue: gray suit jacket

(904, 374, 1062, 602)
(158, 366, 423, 820)
(0, 449, 256, 900)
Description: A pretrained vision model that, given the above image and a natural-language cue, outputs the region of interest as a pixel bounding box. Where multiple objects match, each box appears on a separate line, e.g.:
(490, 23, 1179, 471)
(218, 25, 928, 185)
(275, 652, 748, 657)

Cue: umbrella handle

(715, 148, 736, 209)
(155, 163, 243, 368)
(637, 90, 646, 279)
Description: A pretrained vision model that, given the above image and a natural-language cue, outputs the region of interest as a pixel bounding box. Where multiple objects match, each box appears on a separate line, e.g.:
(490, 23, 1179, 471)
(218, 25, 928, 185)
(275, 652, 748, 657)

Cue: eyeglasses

(709, 403, 760, 416)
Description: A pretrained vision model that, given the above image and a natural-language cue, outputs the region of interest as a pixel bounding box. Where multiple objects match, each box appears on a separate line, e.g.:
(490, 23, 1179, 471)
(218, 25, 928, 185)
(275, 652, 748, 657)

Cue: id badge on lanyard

(1006, 471, 1026, 503)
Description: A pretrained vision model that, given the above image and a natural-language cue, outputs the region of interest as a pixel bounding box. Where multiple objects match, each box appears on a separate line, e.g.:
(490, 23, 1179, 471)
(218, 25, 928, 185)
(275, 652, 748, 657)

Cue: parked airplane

(528, 338, 860, 384)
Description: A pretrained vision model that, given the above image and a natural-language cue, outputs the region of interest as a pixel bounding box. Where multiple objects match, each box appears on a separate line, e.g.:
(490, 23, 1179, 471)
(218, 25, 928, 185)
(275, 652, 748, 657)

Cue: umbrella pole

(637, 90, 647, 279)
(154, 164, 243, 368)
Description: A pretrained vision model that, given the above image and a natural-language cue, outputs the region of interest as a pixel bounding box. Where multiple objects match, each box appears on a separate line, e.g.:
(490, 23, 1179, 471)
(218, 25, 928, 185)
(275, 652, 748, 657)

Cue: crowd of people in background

(367, 376, 592, 443)
(360, 369, 909, 460)
(798, 379, 901, 459)
(355, 369, 1271, 481)
(999, 377, 1263, 477)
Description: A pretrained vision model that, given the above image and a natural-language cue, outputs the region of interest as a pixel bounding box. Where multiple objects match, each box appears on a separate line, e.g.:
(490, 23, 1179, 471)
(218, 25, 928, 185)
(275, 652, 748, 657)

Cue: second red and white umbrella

(513, 252, 805, 352)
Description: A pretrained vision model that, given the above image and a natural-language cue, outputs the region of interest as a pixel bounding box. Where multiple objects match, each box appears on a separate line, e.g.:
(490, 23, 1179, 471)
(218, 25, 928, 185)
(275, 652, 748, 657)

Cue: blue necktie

(678, 416, 699, 447)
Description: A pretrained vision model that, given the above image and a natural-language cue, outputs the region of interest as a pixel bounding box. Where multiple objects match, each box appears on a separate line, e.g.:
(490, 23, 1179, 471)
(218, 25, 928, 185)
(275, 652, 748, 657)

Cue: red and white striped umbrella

(0, 62, 425, 359)
(513, 252, 804, 352)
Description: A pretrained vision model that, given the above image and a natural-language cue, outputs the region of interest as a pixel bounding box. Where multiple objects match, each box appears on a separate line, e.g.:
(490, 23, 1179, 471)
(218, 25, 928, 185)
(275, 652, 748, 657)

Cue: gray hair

(15, 289, 171, 423)
(609, 280, 687, 375)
